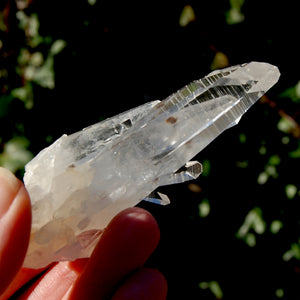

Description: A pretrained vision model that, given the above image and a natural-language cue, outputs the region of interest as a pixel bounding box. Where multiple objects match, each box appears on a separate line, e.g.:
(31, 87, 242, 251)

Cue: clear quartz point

(143, 191, 171, 205)
(23, 62, 280, 268)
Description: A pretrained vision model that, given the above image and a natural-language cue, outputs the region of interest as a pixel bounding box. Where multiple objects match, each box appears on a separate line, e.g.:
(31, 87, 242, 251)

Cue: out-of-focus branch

(261, 95, 300, 138)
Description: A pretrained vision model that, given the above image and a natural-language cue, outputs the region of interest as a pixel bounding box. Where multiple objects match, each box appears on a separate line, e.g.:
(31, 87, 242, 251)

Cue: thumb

(0, 168, 31, 295)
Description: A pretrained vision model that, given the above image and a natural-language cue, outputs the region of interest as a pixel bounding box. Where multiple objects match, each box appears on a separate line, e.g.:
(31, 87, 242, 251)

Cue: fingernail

(0, 167, 21, 219)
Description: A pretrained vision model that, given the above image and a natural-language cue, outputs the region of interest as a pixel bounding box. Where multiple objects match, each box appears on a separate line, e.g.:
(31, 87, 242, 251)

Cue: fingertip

(0, 167, 22, 218)
(0, 169, 31, 295)
(110, 207, 158, 227)
(70, 207, 161, 300)
(99, 207, 161, 271)
(111, 268, 168, 300)
(107, 207, 160, 247)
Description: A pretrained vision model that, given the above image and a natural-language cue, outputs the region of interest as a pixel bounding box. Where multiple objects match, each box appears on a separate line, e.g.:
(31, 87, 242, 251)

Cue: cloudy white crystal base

(23, 62, 280, 268)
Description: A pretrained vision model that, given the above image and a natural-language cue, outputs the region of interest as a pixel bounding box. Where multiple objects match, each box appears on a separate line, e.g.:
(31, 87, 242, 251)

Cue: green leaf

(179, 5, 196, 27)
(198, 199, 210, 218)
(210, 52, 229, 70)
(259, 144, 267, 155)
(32, 56, 55, 89)
(50, 39, 67, 55)
(281, 136, 290, 145)
(270, 220, 283, 234)
(210, 281, 223, 299)
(289, 142, 300, 158)
(285, 184, 297, 199)
(0, 11, 8, 31)
(279, 81, 300, 103)
(0, 94, 13, 118)
(199, 281, 223, 299)
(236, 160, 248, 168)
(225, 0, 245, 25)
(277, 116, 297, 133)
(87, 0, 97, 5)
(245, 233, 256, 247)
(12, 83, 34, 109)
(239, 133, 247, 143)
(0, 137, 33, 173)
(283, 243, 300, 261)
(257, 171, 268, 185)
(268, 154, 281, 166)
(201, 160, 211, 177)
(275, 289, 284, 298)
(237, 207, 266, 239)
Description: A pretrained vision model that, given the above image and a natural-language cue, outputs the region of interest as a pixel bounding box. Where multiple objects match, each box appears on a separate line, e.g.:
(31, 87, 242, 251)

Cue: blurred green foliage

(199, 280, 223, 299)
(1, 0, 300, 298)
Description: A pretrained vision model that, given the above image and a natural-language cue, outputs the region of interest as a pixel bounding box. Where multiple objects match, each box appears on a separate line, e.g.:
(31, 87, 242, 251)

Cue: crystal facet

(23, 62, 280, 268)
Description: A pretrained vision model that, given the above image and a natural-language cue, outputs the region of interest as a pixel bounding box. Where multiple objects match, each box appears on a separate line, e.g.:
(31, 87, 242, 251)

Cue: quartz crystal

(23, 62, 280, 268)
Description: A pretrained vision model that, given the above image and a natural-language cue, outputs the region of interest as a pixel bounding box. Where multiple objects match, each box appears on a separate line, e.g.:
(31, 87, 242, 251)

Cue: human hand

(0, 167, 167, 299)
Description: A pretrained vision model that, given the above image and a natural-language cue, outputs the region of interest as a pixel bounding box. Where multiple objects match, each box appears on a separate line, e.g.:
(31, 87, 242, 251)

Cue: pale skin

(0, 167, 167, 299)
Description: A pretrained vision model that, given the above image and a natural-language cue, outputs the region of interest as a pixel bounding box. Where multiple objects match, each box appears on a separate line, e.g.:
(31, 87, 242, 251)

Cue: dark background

(1, 0, 300, 298)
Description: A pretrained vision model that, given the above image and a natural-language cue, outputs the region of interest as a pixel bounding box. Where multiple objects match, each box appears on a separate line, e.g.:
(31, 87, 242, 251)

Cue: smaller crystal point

(23, 62, 280, 268)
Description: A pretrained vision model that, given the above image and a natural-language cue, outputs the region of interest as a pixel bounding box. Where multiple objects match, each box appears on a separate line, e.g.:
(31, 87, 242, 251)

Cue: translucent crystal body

(23, 62, 280, 268)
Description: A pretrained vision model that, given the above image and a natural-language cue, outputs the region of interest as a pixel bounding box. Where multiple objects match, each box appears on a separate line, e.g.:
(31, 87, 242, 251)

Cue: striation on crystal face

(23, 62, 280, 268)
